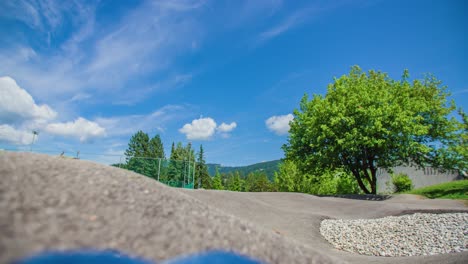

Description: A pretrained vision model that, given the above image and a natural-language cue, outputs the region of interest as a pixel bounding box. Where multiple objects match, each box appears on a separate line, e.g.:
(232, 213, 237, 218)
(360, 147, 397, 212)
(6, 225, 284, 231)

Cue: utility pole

(30, 130, 38, 151)
(192, 159, 196, 189)
(157, 158, 161, 181)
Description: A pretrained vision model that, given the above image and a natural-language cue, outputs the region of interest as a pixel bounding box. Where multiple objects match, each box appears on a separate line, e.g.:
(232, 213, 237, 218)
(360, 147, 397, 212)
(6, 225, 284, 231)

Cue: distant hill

(207, 160, 281, 181)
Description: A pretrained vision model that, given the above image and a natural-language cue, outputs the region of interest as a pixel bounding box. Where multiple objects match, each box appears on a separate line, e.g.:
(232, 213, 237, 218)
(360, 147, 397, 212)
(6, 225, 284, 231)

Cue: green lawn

(406, 180, 468, 200)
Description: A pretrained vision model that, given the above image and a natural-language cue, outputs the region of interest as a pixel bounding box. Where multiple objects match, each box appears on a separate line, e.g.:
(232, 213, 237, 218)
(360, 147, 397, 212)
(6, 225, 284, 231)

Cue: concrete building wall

(376, 166, 463, 193)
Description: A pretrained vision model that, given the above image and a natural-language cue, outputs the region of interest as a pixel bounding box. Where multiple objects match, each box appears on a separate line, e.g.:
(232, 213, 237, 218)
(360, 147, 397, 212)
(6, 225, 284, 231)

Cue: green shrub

(391, 173, 413, 193)
(308, 169, 362, 195)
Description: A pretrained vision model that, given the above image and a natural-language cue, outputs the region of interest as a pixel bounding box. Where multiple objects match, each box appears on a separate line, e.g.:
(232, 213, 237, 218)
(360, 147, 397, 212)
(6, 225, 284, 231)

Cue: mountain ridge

(207, 159, 281, 180)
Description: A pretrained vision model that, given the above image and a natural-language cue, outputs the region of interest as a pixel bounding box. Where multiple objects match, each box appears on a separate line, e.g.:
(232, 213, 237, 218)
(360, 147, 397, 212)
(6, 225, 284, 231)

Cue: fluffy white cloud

(0, 76, 106, 145)
(217, 122, 237, 133)
(179, 117, 217, 140)
(0, 76, 57, 124)
(179, 118, 238, 140)
(46, 117, 106, 142)
(0, 124, 35, 145)
(265, 114, 294, 135)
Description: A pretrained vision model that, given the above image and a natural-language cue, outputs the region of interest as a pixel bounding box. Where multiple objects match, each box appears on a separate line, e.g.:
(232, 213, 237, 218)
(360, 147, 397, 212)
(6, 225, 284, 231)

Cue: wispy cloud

(258, 8, 311, 42)
(112, 73, 193, 106)
(95, 105, 189, 137)
(256, 1, 356, 44)
(452, 89, 468, 95)
(0, 0, 203, 106)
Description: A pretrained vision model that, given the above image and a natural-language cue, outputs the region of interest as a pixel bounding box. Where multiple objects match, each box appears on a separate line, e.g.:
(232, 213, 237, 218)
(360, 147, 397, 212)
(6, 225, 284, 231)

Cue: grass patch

(406, 180, 468, 200)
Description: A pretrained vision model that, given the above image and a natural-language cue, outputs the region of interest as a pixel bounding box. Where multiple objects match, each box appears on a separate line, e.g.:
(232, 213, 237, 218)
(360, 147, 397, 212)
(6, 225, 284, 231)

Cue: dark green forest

(207, 160, 280, 181)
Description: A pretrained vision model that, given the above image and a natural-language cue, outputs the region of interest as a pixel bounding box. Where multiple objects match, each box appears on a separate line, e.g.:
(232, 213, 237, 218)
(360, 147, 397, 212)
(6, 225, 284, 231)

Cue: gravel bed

(320, 213, 468, 257)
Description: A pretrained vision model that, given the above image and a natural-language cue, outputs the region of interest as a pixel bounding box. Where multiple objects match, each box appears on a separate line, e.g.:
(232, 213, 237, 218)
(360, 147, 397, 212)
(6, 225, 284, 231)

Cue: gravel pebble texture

(2, 152, 468, 264)
(0, 152, 341, 264)
(320, 213, 468, 257)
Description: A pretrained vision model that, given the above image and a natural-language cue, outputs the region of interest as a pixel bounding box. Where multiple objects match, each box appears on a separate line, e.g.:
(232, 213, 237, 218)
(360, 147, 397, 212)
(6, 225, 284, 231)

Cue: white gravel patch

(320, 213, 468, 257)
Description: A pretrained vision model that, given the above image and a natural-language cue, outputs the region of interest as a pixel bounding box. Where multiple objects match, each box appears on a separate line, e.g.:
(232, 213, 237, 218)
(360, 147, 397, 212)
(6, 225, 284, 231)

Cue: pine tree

(124, 130, 150, 161)
(166, 142, 197, 186)
(167, 142, 181, 183)
(148, 134, 165, 159)
(170, 142, 175, 159)
(226, 171, 244, 191)
(124, 131, 152, 177)
(195, 145, 212, 189)
(212, 168, 224, 190)
(146, 134, 165, 180)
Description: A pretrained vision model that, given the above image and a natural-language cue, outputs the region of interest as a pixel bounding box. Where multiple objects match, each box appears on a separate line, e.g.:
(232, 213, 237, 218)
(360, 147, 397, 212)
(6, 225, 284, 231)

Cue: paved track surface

(1, 152, 467, 264)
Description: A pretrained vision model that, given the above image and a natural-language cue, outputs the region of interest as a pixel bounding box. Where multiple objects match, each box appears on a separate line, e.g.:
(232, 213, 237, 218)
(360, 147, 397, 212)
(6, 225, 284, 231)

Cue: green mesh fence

(0, 149, 196, 189)
(121, 157, 195, 189)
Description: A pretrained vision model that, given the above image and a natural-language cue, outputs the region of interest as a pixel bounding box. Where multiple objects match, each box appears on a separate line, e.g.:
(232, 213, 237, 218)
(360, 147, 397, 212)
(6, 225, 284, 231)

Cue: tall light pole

(30, 130, 38, 151)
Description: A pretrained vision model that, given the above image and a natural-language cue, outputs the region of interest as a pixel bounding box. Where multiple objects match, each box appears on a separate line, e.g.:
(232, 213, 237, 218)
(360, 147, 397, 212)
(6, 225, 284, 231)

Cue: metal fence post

(157, 158, 161, 181)
(192, 161, 196, 189)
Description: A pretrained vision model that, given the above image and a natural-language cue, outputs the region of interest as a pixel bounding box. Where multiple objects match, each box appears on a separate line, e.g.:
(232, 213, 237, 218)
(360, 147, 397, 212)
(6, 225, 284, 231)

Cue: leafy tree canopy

(284, 66, 460, 194)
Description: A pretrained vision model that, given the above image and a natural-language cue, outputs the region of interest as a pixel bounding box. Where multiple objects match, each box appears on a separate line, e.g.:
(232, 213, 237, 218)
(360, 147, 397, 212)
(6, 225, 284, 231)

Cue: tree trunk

(351, 169, 371, 194)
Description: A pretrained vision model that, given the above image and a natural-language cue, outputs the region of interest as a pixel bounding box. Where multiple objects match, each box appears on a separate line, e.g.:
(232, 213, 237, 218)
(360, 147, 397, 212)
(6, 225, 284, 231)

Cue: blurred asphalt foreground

(1, 152, 467, 264)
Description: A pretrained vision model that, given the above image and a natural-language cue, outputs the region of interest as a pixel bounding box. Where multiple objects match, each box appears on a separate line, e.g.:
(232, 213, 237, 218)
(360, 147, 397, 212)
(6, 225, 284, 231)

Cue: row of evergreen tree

(114, 130, 278, 191)
(210, 170, 276, 192)
(113, 131, 211, 188)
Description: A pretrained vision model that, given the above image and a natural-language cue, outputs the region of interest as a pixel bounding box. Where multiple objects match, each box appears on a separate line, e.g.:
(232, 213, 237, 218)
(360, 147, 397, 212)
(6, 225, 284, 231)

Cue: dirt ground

(1, 152, 467, 264)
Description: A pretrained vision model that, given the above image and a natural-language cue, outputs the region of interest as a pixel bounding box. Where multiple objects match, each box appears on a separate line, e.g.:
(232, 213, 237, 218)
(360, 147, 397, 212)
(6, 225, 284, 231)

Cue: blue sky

(0, 0, 467, 166)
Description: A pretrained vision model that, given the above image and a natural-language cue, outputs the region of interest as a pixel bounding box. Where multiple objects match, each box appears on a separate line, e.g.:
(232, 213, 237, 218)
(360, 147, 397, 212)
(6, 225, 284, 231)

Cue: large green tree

(457, 110, 468, 171)
(284, 66, 460, 194)
(445, 109, 468, 172)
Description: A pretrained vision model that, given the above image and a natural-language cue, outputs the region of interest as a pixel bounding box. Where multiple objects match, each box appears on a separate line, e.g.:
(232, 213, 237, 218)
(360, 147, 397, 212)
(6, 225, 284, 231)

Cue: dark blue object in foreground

(15, 250, 262, 264)
(164, 250, 261, 264)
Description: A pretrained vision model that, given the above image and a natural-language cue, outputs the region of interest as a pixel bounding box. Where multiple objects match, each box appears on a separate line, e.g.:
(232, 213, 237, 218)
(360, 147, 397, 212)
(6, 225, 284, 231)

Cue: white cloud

(179, 118, 238, 140)
(0, 76, 57, 124)
(0, 124, 35, 145)
(45, 117, 106, 142)
(265, 114, 294, 135)
(95, 105, 186, 137)
(0, 76, 107, 144)
(179, 117, 217, 140)
(217, 122, 237, 133)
